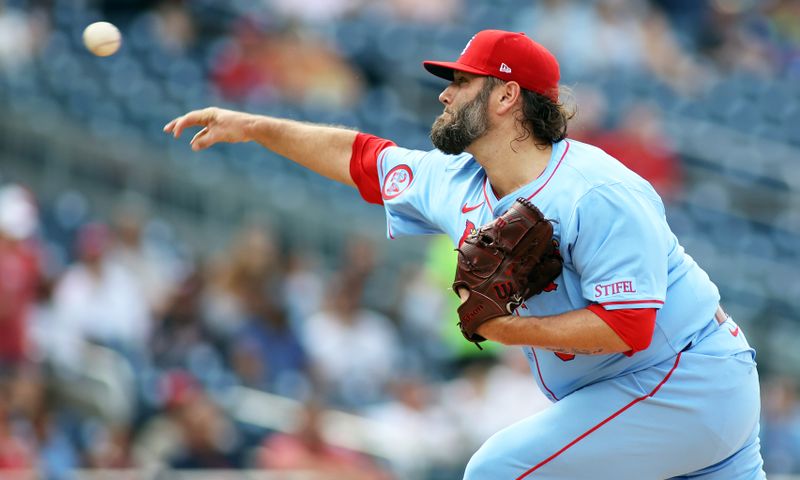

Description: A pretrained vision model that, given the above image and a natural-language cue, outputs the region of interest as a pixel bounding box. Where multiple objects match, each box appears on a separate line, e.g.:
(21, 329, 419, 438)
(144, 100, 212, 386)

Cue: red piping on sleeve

(586, 304, 657, 356)
(349, 133, 396, 205)
(600, 299, 664, 307)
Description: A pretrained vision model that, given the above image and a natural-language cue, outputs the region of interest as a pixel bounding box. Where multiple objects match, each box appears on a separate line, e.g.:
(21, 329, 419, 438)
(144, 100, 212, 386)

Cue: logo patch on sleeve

(594, 278, 637, 299)
(382, 165, 413, 199)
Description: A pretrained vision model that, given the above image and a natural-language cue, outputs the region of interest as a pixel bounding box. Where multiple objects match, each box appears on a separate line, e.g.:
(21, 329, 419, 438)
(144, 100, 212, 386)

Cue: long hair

(485, 77, 576, 147)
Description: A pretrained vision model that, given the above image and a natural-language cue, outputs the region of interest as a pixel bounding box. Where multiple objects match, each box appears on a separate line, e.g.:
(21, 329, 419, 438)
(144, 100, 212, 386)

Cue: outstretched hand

(163, 107, 252, 151)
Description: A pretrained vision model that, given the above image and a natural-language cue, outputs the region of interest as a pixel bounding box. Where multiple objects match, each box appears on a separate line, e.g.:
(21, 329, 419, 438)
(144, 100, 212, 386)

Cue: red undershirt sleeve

(349, 133, 397, 205)
(586, 304, 657, 357)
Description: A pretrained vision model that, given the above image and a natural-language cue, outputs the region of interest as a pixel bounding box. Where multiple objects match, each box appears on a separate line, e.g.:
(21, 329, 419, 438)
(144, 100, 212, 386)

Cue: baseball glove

(452, 198, 563, 348)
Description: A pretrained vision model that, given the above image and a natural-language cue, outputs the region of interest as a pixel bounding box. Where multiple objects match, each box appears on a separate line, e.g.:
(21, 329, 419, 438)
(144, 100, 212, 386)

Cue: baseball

(82, 21, 121, 57)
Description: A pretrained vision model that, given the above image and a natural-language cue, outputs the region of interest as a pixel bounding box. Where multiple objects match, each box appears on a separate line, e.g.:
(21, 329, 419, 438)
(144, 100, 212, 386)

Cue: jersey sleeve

(350, 133, 395, 205)
(381, 145, 447, 238)
(586, 304, 657, 355)
(349, 133, 444, 238)
(566, 184, 668, 310)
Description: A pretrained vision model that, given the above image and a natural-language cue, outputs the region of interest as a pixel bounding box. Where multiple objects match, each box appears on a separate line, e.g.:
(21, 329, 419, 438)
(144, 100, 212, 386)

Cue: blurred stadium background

(0, 0, 798, 478)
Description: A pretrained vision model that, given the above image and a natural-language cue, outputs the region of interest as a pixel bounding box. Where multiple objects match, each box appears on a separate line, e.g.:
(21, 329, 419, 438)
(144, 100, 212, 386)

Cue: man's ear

(495, 81, 522, 116)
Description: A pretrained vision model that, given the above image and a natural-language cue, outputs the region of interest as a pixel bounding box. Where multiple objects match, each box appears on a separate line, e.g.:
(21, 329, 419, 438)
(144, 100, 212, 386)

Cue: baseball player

(165, 29, 765, 479)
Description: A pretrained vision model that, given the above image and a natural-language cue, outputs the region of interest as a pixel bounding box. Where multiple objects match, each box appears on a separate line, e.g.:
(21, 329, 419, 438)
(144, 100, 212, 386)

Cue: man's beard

(430, 86, 490, 155)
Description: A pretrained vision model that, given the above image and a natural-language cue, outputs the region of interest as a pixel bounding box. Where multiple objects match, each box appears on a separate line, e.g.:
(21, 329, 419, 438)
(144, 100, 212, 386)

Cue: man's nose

(439, 85, 454, 106)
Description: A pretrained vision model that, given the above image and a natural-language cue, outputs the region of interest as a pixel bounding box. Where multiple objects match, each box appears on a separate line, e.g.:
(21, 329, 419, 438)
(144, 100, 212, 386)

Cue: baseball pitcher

(165, 29, 765, 480)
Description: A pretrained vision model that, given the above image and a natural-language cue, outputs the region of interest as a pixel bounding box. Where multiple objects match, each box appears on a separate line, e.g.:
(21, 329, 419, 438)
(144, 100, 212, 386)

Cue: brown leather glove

(452, 198, 563, 348)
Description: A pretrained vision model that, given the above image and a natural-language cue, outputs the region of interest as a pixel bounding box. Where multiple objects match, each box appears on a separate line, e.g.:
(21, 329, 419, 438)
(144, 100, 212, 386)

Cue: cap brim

(423, 61, 490, 81)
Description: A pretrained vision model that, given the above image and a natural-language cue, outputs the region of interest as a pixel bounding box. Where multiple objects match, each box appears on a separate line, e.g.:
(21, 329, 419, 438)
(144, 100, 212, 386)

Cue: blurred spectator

(340, 235, 378, 280)
(440, 352, 552, 453)
(514, 0, 647, 77)
(168, 390, 242, 469)
(150, 268, 213, 369)
(267, 0, 360, 26)
(0, 184, 41, 367)
(0, 0, 47, 72)
(132, 371, 192, 468)
(211, 18, 276, 103)
(231, 299, 311, 400)
(302, 272, 401, 408)
(258, 401, 392, 479)
(282, 250, 326, 328)
(639, 9, 712, 93)
(514, 0, 706, 91)
(394, 264, 451, 370)
(572, 95, 683, 201)
(0, 377, 36, 471)
(152, 0, 197, 54)
(202, 225, 280, 342)
(6, 367, 79, 478)
(760, 376, 800, 474)
(50, 223, 152, 360)
(134, 371, 242, 469)
(385, 0, 460, 24)
(212, 21, 363, 107)
(764, 0, 800, 77)
(367, 376, 462, 478)
(108, 203, 178, 318)
(83, 423, 133, 470)
(650, 0, 712, 45)
(698, 2, 782, 77)
(273, 28, 363, 108)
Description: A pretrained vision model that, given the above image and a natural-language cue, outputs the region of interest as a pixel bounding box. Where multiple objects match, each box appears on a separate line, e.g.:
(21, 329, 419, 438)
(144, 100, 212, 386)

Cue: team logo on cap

(461, 35, 476, 55)
(382, 165, 413, 199)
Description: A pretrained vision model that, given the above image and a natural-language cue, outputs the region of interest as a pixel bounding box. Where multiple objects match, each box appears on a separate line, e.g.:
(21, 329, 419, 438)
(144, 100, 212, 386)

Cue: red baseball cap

(423, 30, 560, 102)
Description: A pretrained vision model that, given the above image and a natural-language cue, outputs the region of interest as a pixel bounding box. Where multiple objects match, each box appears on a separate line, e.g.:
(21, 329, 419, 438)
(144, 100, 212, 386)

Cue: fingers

(456, 287, 470, 303)
(190, 127, 211, 151)
(163, 108, 213, 139)
(167, 111, 201, 139)
(162, 118, 178, 134)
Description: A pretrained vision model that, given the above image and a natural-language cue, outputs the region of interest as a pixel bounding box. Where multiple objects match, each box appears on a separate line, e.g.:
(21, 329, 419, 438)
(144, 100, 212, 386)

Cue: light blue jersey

(379, 138, 729, 399)
(372, 138, 765, 479)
